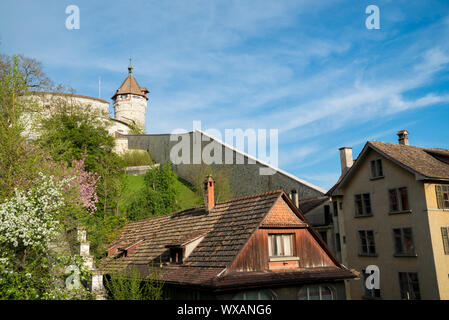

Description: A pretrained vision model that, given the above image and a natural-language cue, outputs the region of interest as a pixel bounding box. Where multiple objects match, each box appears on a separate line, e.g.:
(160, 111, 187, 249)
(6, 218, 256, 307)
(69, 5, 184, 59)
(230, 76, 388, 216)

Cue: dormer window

(169, 247, 183, 264)
(370, 159, 383, 179)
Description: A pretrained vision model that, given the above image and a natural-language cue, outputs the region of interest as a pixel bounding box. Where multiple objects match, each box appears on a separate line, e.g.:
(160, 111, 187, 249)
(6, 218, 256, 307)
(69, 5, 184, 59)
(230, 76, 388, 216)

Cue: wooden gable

(229, 194, 338, 272)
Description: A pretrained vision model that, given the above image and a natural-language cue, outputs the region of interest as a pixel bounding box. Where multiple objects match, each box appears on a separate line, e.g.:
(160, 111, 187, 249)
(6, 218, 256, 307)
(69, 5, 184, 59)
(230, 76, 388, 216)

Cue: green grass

(119, 174, 203, 215)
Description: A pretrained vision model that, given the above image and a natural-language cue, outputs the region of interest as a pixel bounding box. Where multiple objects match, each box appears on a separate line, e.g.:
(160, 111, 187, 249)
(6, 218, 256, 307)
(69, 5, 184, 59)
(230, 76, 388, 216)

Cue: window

(298, 285, 334, 300)
(335, 233, 341, 252)
(319, 231, 328, 245)
(389, 188, 410, 213)
(358, 230, 376, 256)
(399, 272, 421, 300)
(442, 226, 449, 255)
(435, 185, 449, 209)
(393, 228, 416, 256)
(362, 269, 381, 299)
(324, 205, 332, 225)
(355, 193, 372, 216)
(370, 159, 383, 178)
(268, 234, 294, 257)
(169, 247, 183, 263)
(333, 201, 338, 217)
(233, 290, 276, 300)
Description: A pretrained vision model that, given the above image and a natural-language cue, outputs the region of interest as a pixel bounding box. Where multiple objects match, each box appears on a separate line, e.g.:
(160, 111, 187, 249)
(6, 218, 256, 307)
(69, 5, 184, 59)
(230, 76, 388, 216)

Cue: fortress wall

(126, 132, 325, 201)
(29, 92, 110, 115)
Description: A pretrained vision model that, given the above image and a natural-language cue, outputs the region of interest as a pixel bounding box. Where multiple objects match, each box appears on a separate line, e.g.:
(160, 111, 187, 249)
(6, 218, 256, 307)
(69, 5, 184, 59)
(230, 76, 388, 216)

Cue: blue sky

(1, 0, 449, 190)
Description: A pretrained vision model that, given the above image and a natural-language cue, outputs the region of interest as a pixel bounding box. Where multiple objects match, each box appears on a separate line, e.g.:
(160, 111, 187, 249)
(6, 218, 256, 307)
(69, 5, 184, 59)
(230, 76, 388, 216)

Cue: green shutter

(436, 185, 444, 209)
(442, 227, 449, 255)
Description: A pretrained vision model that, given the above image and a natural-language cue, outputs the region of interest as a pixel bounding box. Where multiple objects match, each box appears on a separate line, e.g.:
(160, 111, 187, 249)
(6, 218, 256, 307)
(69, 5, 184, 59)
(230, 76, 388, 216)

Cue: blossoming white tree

(0, 173, 92, 299)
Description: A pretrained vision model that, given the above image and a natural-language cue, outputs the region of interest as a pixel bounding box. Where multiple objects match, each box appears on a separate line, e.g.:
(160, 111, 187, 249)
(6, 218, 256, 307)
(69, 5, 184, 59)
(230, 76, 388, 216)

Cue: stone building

(298, 197, 341, 260)
(111, 59, 149, 133)
(26, 60, 148, 155)
(328, 130, 449, 300)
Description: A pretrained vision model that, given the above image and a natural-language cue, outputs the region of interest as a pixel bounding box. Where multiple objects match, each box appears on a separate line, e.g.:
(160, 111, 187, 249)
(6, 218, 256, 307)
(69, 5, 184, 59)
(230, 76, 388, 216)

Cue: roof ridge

(123, 189, 285, 225)
(214, 189, 284, 206)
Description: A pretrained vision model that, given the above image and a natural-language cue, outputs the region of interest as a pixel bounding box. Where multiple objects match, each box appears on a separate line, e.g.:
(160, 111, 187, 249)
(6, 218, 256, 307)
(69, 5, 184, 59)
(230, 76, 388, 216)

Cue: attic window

(268, 234, 294, 257)
(169, 247, 183, 264)
(370, 159, 384, 179)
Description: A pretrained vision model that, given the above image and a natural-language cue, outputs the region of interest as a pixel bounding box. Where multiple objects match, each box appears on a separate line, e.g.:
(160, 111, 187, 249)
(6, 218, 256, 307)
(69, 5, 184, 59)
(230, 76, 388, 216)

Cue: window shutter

(436, 185, 444, 209)
(442, 227, 449, 255)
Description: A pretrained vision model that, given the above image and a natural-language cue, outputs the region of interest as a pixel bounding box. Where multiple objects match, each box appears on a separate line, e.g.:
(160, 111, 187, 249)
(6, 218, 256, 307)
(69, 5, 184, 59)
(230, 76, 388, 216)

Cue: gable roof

(328, 141, 449, 195)
(298, 197, 329, 214)
(369, 141, 449, 180)
(111, 75, 149, 100)
(99, 190, 354, 289)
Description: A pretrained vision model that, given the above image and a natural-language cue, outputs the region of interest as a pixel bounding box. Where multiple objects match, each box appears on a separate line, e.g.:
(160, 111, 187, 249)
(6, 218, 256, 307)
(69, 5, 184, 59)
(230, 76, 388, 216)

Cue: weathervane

(128, 57, 133, 75)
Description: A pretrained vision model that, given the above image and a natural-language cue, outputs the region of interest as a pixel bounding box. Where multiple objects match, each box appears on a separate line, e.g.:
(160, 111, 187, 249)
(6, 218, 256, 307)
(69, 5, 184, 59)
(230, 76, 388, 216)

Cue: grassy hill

(120, 174, 203, 215)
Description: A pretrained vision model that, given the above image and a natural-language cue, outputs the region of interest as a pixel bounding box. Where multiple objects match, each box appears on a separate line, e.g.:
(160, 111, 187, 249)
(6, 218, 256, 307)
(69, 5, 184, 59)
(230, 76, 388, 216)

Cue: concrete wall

(424, 182, 449, 299)
(340, 148, 440, 300)
(125, 131, 325, 200)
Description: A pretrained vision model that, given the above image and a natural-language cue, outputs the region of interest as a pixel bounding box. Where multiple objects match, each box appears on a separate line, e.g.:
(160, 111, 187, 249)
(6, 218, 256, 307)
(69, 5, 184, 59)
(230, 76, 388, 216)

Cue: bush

(121, 149, 153, 167)
(104, 267, 164, 300)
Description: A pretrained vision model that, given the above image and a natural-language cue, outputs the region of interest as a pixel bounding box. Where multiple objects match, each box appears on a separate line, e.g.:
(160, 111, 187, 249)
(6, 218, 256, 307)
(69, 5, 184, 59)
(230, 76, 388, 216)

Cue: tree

(0, 54, 54, 91)
(125, 163, 179, 221)
(0, 173, 93, 299)
(0, 55, 43, 201)
(35, 97, 127, 258)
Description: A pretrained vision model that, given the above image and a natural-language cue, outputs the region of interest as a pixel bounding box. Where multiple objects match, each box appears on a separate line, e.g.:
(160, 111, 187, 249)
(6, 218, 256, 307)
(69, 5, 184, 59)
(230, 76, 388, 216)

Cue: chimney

(203, 175, 215, 211)
(339, 147, 353, 175)
(397, 130, 409, 146)
(291, 189, 299, 208)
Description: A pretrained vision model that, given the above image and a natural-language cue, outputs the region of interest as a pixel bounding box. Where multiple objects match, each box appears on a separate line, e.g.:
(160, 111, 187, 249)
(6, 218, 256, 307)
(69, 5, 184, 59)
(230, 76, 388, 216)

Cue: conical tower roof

(112, 60, 149, 100)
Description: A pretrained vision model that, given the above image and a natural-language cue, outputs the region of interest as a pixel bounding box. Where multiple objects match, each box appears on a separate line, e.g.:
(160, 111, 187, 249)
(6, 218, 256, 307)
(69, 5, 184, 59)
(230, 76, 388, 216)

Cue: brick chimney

(339, 147, 353, 175)
(291, 189, 299, 208)
(397, 130, 409, 145)
(203, 175, 215, 211)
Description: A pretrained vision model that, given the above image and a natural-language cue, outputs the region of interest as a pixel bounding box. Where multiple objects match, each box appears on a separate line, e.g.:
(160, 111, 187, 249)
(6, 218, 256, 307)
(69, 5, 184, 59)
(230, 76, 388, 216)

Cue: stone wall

(113, 94, 147, 132)
(126, 131, 325, 201)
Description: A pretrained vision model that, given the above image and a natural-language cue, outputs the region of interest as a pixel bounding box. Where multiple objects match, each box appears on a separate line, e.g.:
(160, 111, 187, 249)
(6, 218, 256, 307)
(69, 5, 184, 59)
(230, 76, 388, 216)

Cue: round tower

(112, 59, 149, 132)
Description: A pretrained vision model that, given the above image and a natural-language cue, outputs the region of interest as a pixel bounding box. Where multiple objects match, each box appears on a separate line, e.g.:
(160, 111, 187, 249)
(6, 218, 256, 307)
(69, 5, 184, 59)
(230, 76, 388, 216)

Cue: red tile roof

(111, 75, 149, 100)
(99, 190, 355, 289)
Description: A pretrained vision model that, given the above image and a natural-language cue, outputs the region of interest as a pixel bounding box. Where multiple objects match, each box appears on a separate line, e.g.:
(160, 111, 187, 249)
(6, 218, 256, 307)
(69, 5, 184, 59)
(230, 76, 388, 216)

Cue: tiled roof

(99, 190, 282, 273)
(99, 190, 355, 288)
(327, 141, 449, 196)
(369, 141, 449, 179)
(212, 267, 355, 291)
(111, 75, 149, 100)
(298, 197, 329, 214)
